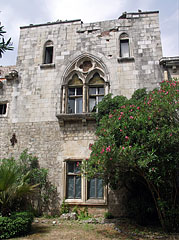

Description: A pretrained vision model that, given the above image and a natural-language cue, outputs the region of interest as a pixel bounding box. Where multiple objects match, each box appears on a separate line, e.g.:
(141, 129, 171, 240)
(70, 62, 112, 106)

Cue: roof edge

(20, 19, 82, 29)
(119, 10, 159, 19)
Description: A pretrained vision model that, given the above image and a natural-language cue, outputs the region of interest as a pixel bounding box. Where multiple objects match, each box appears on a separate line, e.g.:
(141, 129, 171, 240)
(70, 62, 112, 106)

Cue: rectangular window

(66, 161, 81, 199)
(68, 87, 83, 113)
(88, 178, 104, 199)
(89, 87, 104, 112)
(120, 39, 130, 58)
(64, 160, 107, 205)
(0, 103, 7, 115)
(44, 46, 53, 64)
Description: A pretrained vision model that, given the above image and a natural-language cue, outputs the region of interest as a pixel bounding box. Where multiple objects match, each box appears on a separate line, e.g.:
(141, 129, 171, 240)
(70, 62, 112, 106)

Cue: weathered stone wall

(0, 11, 164, 216)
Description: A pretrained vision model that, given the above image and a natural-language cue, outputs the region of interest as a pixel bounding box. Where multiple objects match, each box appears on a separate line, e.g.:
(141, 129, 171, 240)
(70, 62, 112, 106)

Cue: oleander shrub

(83, 79, 179, 232)
(0, 212, 34, 239)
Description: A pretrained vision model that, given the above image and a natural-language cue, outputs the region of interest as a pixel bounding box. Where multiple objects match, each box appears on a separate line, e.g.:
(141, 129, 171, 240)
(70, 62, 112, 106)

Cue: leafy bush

(0, 158, 38, 216)
(77, 207, 90, 220)
(0, 212, 34, 239)
(60, 200, 69, 214)
(104, 211, 114, 219)
(83, 79, 179, 232)
(0, 151, 58, 217)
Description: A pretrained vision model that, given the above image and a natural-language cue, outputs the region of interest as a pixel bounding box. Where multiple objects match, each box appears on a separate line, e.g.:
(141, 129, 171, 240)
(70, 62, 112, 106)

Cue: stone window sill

(56, 113, 95, 126)
(117, 57, 135, 63)
(65, 199, 107, 206)
(40, 63, 55, 69)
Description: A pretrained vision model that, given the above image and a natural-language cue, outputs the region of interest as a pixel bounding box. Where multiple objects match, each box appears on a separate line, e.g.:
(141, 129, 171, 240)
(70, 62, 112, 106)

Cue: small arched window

(119, 33, 130, 58)
(44, 40, 53, 64)
(67, 74, 83, 114)
(88, 73, 105, 112)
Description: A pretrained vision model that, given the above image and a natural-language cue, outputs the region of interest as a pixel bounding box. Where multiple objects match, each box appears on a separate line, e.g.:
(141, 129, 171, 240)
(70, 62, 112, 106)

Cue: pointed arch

(59, 53, 110, 114)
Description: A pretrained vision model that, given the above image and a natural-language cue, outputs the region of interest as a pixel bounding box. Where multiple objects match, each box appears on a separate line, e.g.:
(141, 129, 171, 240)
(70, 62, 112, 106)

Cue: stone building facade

(0, 11, 164, 215)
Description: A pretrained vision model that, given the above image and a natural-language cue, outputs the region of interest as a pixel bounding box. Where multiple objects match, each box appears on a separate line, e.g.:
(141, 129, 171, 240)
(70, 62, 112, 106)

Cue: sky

(0, 0, 179, 66)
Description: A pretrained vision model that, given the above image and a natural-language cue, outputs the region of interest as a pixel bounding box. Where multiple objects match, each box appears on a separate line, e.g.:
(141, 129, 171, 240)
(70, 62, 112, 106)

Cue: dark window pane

(67, 176, 74, 199)
(77, 87, 82, 95)
(98, 96, 104, 103)
(75, 176, 81, 199)
(0, 104, 7, 115)
(74, 164, 81, 174)
(88, 178, 104, 199)
(67, 162, 75, 173)
(89, 97, 96, 112)
(68, 99, 75, 113)
(76, 97, 83, 113)
(97, 179, 103, 198)
(68, 88, 75, 96)
(98, 87, 104, 95)
(44, 46, 53, 64)
(120, 40, 129, 57)
(89, 87, 96, 95)
(89, 178, 95, 198)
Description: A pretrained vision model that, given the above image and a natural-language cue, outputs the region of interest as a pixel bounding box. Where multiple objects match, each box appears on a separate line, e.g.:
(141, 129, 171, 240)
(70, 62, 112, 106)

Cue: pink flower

(137, 107, 140, 110)
(118, 117, 121, 120)
(122, 147, 125, 150)
(120, 112, 124, 115)
(130, 116, 134, 119)
(100, 149, 105, 154)
(109, 114, 113, 118)
(110, 158, 112, 160)
(76, 162, 80, 167)
(125, 136, 129, 140)
(120, 129, 123, 132)
(106, 146, 111, 152)
(152, 168, 155, 171)
(169, 133, 172, 137)
(89, 143, 93, 150)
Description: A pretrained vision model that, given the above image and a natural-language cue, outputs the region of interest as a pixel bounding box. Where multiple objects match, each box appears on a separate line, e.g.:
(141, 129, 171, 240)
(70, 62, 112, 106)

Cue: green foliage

(77, 207, 90, 220)
(0, 26, 13, 58)
(18, 150, 57, 216)
(94, 94, 127, 123)
(0, 158, 38, 216)
(0, 150, 57, 217)
(104, 211, 114, 219)
(71, 206, 90, 220)
(60, 200, 70, 214)
(83, 79, 179, 232)
(0, 211, 34, 239)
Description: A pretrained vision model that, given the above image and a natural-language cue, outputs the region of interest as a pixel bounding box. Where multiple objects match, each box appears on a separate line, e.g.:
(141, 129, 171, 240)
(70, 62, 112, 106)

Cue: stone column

(83, 84, 87, 113)
(62, 85, 66, 113)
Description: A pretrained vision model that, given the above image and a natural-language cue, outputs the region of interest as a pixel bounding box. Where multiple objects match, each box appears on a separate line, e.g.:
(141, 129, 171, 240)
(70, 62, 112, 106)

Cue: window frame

(0, 102, 8, 117)
(43, 40, 54, 64)
(119, 33, 130, 58)
(67, 86, 83, 114)
(62, 72, 107, 115)
(64, 159, 107, 205)
(88, 85, 105, 112)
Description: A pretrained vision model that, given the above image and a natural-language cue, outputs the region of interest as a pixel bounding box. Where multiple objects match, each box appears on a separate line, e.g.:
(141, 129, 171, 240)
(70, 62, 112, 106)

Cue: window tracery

(61, 56, 109, 115)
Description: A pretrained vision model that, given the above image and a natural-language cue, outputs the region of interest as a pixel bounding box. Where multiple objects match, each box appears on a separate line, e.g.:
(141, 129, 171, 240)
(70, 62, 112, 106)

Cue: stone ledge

(40, 63, 55, 69)
(117, 57, 135, 63)
(56, 113, 95, 126)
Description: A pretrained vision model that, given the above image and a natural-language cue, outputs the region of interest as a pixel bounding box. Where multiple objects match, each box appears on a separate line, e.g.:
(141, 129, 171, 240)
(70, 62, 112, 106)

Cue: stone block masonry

(0, 11, 164, 216)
